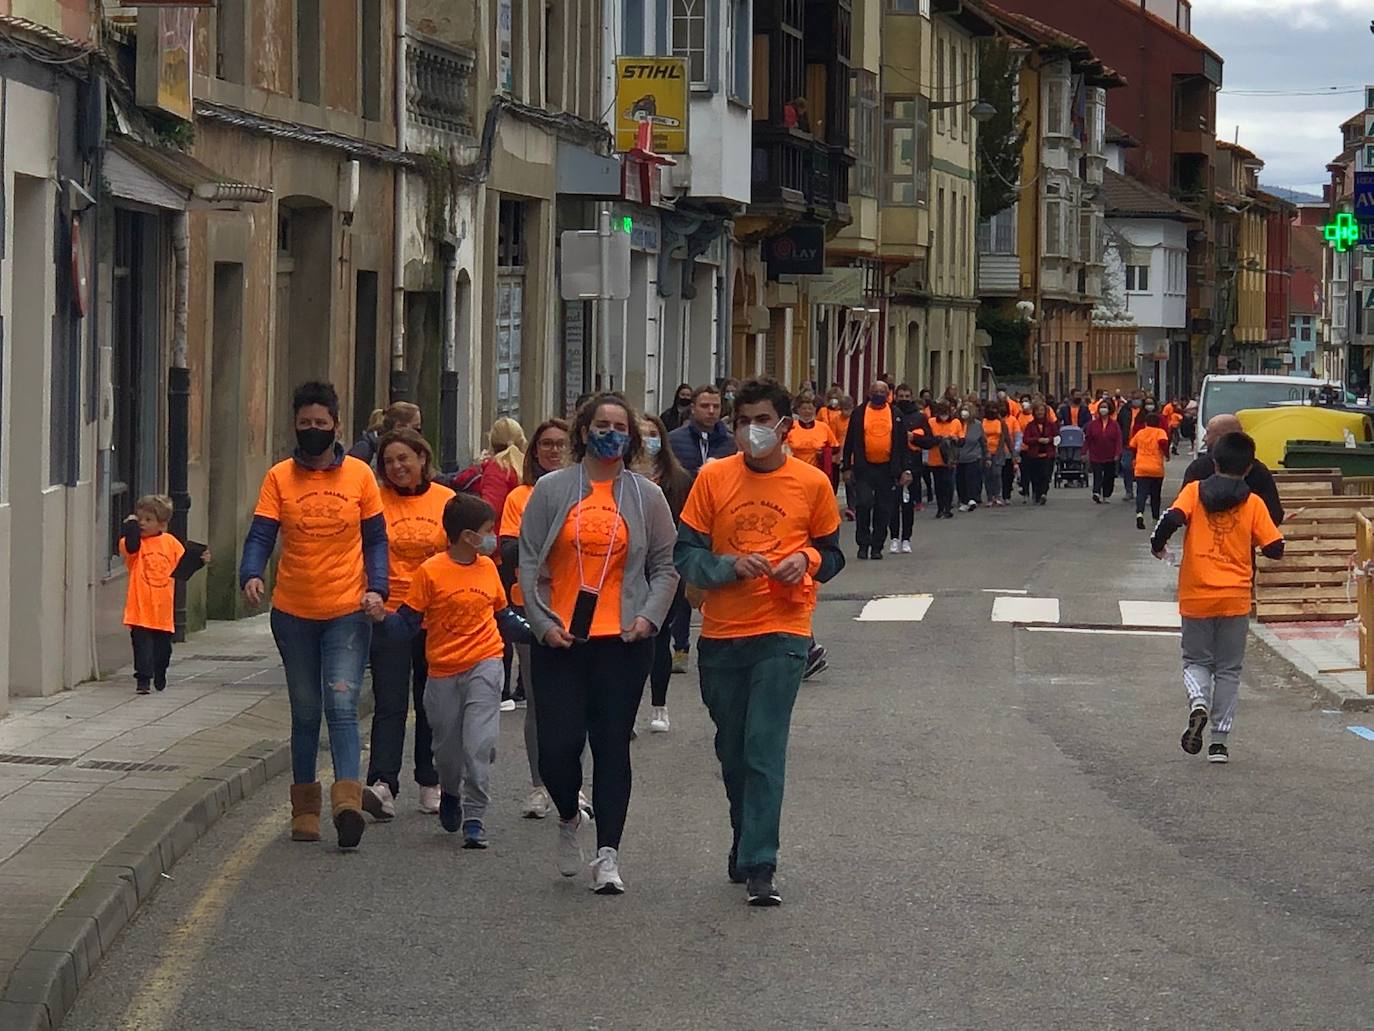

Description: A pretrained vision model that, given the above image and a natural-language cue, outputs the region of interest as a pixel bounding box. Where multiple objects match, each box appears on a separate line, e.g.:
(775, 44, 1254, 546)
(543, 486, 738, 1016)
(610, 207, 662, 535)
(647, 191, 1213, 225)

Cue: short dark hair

(1142, 412, 1160, 428)
(733, 377, 792, 424)
(691, 384, 722, 403)
(896, 383, 913, 395)
(570, 393, 643, 464)
(442, 493, 494, 543)
(292, 381, 339, 422)
(1212, 431, 1256, 476)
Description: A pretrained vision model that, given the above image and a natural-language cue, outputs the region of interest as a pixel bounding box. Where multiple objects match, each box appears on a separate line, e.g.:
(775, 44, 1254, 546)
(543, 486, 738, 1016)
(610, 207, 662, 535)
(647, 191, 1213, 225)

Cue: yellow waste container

(1235, 407, 1372, 468)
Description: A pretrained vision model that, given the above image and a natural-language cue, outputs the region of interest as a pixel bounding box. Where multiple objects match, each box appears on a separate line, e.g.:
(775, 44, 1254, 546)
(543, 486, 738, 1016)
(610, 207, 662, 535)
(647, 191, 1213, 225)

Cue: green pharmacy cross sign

(1324, 212, 1360, 252)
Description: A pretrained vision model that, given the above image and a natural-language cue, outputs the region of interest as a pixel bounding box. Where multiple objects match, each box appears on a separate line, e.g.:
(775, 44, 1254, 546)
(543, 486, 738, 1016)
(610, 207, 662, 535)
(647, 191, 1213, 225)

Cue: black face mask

(676, 397, 691, 408)
(896, 399, 918, 415)
(296, 427, 335, 457)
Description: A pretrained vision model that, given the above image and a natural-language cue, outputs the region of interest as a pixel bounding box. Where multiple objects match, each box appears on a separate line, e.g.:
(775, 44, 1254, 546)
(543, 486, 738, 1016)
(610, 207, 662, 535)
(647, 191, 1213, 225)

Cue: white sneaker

(417, 785, 441, 814)
(649, 706, 670, 733)
(499, 698, 517, 712)
(968, 500, 978, 510)
(522, 786, 552, 819)
(557, 815, 585, 877)
(362, 782, 396, 821)
(578, 789, 595, 821)
(958, 502, 972, 512)
(901, 540, 912, 554)
(590, 846, 625, 894)
(889, 539, 900, 554)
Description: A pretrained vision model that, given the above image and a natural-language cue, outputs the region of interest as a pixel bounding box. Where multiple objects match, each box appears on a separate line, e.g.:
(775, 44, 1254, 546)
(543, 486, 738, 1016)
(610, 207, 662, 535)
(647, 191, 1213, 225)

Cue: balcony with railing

(406, 32, 477, 143)
(977, 210, 1019, 296)
(751, 126, 852, 224)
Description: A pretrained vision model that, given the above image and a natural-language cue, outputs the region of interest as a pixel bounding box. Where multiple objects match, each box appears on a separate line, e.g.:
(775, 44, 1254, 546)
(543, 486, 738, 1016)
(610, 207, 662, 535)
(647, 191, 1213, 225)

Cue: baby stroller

(1054, 425, 1088, 488)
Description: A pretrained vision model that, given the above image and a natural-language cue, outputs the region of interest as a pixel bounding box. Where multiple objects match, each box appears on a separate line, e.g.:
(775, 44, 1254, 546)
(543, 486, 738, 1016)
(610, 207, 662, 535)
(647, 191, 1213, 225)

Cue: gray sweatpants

(425, 657, 503, 824)
(1180, 615, 1248, 744)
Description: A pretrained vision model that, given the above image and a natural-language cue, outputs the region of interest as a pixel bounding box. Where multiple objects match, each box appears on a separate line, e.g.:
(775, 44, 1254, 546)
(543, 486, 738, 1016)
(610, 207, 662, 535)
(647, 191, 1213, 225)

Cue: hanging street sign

(615, 57, 689, 154)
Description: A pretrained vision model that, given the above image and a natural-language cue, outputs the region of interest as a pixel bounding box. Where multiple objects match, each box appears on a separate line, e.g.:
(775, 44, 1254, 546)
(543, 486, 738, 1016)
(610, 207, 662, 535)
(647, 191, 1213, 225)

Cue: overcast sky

(1194, 0, 1370, 195)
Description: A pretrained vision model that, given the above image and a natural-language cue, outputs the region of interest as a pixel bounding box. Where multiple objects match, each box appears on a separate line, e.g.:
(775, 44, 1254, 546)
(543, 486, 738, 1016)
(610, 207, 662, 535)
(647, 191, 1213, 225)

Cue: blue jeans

(1120, 449, 1135, 499)
(270, 608, 372, 784)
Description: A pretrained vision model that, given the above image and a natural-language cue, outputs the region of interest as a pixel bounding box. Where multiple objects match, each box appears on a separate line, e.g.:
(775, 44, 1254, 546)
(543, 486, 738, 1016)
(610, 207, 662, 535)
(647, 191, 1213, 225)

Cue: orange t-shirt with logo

(1171, 481, 1281, 618)
(500, 484, 533, 607)
(120, 532, 186, 632)
(680, 454, 840, 640)
(787, 421, 838, 468)
(862, 404, 893, 464)
(547, 478, 628, 638)
(1130, 427, 1170, 478)
(927, 418, 964, 468)
(380, 483, 455, 613)
(406, 553, 507, 677)
(253, 456, 385, 621)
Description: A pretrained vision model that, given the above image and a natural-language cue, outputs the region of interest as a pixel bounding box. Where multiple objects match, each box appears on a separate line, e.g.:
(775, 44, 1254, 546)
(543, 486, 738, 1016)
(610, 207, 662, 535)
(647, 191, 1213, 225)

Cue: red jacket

(1083, 416, 1123, 464)
(1021, 417, 1056, 460)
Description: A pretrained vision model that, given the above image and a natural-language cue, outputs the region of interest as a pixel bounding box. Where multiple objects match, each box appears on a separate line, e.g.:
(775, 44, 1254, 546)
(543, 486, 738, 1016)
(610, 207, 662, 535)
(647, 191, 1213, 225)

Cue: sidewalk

(1250, 619, 1374, 712)
(0, 615, 296, 1031)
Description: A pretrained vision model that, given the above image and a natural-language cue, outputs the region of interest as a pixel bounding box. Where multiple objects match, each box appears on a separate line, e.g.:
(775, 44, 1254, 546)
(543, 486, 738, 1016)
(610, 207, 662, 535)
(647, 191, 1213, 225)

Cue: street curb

(1248, 623, 1374, 712)
(0, 697, 374, 1031)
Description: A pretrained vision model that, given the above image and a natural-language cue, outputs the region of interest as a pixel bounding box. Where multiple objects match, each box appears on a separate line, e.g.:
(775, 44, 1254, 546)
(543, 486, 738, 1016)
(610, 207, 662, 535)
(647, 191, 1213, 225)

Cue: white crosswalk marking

(1118, 600, 1182, 629)
(991, 596, 1060, 624)
(856, 595, 934, 622)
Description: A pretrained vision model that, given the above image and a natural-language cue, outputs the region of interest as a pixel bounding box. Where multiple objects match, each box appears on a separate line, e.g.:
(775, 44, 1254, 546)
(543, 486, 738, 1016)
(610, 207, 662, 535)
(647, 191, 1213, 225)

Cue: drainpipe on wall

(390, 0, 410, 401)
(440, 241, 459, 471)
(169, 210, 191, 640)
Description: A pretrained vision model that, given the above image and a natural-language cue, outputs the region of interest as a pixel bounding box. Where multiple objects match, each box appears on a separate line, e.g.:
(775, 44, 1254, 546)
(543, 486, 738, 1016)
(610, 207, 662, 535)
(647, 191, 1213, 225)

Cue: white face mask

(743, 420, 784, 459)
(959, 409, 970, 420)
(643, 436, 663, 457)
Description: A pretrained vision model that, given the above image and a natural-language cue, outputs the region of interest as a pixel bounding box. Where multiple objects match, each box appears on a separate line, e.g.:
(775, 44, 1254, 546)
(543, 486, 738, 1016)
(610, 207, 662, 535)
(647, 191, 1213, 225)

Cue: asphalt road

(60, 478, 1374, 1030)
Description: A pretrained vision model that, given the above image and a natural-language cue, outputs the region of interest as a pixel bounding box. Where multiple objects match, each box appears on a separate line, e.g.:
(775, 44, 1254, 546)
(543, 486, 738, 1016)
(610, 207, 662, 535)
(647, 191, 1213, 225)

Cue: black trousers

(932, 466, 956, 513)
(1135, 476, 1164, 520)
(889, 487, 915, 541)
(651, 585, 689, 707)
(366, 624, 438, 795)
(1091, 461, 1117, 499)
(852, 467, 896, 550)
(1026, 456, 1054, 501)
(1001, 460, 1016, 501)
(130, 627, 173, 687)
(531, 637, 653, 850)
(917, 466, 934, 505)
(957, 462, 982, 505)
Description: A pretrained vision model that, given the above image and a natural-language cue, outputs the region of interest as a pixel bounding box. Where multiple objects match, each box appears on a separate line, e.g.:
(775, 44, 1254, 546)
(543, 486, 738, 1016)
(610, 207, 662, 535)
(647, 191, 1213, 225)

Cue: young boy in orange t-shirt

(1149, 432, 1283, 763)
(120, 494, 210, 695)
(1129, 412, 1171, 529)
(385, 493, 531, 847)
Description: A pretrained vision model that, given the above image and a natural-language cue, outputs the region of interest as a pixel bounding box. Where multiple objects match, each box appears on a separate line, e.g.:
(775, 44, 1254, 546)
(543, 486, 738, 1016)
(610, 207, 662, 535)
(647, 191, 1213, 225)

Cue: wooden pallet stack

(1255, 469, 1374, 623)
(1357, 513, 1374, 695)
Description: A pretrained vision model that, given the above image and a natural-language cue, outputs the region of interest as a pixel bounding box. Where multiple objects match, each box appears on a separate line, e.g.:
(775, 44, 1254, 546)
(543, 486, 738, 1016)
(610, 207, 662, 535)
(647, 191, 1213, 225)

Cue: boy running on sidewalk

(384, 494, 531, 847)
(675, 378, 846, 906)
(1149, 432, 1283, 763)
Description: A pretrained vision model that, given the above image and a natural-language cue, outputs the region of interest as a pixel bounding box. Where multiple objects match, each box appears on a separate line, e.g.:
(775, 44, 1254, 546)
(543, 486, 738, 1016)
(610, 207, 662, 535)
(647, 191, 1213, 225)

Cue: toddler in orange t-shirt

(1149, 432, 1283, 764)
(120, 494, 210, 695)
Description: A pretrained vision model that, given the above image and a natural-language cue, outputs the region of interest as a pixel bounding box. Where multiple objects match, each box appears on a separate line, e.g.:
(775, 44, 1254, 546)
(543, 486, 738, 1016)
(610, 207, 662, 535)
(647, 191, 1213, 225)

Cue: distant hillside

(1262, 185, 1323, 204)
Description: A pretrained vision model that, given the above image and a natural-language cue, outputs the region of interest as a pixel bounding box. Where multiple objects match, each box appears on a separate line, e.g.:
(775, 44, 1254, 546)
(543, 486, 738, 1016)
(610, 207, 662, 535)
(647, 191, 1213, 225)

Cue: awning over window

(104, 136, 271, 211)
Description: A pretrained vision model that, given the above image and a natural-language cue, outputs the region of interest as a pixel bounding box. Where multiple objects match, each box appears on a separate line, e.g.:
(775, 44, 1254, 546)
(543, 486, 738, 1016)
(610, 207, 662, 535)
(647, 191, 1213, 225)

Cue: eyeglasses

(538, 439, 568, 452)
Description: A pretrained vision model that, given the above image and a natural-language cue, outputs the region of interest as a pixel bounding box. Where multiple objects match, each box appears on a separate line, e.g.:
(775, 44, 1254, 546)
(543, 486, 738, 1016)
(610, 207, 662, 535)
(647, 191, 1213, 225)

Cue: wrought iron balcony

(406, 32, 476, 140)
(751, 125, 852, 225)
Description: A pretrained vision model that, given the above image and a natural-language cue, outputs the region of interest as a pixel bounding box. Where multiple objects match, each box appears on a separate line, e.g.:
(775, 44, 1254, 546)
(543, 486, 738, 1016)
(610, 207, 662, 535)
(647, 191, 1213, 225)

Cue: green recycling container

(1282, 440, 1374, 476)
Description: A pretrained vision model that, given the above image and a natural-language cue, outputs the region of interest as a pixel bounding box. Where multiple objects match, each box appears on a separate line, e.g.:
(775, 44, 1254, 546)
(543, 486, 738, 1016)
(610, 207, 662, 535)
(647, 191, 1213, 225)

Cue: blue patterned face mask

(586, 428, 630, 461)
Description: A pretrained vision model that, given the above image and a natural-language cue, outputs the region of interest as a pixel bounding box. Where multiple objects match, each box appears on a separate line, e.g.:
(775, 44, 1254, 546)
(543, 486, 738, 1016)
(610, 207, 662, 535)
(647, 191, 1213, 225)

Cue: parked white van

(1195, 374, 1347, 449)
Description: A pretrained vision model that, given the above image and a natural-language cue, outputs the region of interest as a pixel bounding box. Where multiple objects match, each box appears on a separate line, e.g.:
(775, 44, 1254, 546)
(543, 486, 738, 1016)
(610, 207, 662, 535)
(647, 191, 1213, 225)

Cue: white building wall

(1106, 218, 1188, 329)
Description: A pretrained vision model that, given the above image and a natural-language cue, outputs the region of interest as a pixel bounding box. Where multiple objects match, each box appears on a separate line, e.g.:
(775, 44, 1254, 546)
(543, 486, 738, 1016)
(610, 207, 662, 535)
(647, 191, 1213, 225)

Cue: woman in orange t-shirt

(981, 402, 1013, 507)
(927, 402, 965, 518)
(239, 381, 389, 850)
(364, 429, 455, 821)
(786, 395, 839, 471)
(1129, 412, 1171, 528)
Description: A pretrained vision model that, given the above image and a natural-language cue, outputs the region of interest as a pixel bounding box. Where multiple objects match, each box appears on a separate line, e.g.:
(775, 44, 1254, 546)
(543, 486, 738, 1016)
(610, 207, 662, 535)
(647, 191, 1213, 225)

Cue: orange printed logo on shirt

(1130, 427, 1170, 479)
(120, 532, 185, 633)
(253, 456, 384, 621)
(381, 483, 455, 612)
(680, 454, 840, 640)
(786, 421, 838, 468)
(1171, 481, 1282, 618)
(547, 479, 628, 638)
(407, 553, 507, 677)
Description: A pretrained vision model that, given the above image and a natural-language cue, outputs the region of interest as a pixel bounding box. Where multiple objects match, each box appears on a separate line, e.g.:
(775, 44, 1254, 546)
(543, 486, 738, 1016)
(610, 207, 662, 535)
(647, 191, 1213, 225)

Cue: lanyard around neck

(576, 466, 625, 593)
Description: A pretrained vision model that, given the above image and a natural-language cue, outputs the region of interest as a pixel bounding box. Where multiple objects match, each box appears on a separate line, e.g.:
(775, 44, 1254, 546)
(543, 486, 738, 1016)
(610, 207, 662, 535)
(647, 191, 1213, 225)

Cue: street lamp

(930, 99, 997, 123)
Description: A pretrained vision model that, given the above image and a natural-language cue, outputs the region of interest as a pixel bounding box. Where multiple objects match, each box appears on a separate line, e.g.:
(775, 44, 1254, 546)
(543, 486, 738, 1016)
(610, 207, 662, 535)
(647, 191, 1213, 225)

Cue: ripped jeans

(270, 608, 372, 784)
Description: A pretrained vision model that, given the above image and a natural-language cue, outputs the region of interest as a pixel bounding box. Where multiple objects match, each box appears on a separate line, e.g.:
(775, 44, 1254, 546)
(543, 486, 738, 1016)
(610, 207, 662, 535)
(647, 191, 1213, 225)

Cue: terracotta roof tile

(1102, 168, 1201, 221)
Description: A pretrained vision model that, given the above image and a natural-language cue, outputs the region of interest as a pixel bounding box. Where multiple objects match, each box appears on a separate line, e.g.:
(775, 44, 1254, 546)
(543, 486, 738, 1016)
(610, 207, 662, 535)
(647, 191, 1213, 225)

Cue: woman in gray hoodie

(955, 401, 988, 512)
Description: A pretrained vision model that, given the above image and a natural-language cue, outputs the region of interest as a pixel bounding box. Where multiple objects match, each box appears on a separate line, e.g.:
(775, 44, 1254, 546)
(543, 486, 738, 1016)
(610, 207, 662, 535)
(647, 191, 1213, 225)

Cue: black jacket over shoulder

(1182, 454, 1284, 525)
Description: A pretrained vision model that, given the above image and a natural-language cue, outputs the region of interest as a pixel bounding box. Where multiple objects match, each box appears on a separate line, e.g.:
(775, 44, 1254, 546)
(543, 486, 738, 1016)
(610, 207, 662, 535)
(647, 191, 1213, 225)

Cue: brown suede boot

(331, 779, 366, 850)
(290, 782, 322, 842)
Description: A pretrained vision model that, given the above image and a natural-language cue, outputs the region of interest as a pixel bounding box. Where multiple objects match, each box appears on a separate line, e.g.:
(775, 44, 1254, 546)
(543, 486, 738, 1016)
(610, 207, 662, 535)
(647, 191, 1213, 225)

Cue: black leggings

(651, 586, 689, 706)
(531, 637, 653, 850)
(1001, 460, 1016, 501)
(1091, 461, 1117, 499)
(932, 466, 956, 513)
(1135, 476, 1164, 520)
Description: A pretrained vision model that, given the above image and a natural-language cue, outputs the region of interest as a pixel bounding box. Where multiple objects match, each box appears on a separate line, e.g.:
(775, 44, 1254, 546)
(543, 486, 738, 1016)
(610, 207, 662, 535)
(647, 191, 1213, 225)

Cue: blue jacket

(668, 420, 737, 475)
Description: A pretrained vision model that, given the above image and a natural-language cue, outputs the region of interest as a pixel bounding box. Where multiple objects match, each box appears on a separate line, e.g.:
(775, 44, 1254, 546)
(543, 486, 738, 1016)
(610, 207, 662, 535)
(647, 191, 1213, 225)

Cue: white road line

(1024, 626, 1179, 638)
(855, 595, 935, 622)
(1118, 601, 1182, 629)
(991, 596, 1060, 624)
(981, 588, 1029, 595)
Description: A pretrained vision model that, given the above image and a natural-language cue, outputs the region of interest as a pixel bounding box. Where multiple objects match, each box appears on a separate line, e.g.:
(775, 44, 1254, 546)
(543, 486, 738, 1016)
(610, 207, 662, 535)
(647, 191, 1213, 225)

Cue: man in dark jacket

(889, 385, 934, 550)
(1057, 389, 1090, 429)
(842, 380, 910, 560)
(1182, 414, 1284, 525)
(668, 384, 737, 475)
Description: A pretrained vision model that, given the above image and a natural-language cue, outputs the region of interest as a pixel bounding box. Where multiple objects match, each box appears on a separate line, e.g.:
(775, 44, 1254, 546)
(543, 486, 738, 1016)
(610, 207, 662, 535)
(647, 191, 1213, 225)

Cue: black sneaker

(1136, 514, 1146, 530)
(135, 682, 151, 696)
(871, 547, 884, 561)
(1181, 707, 1208, 755)
(461, 820, 489, 848)
(154, 681, 167, 692)
(802, 645, 828, 681)
(1208, 742, 1229, 764)
(1092, 493, 1101, 504)
(746, 865, 782, 907)
(856, 548, 870, 560)
(439, 791, 462, 833)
